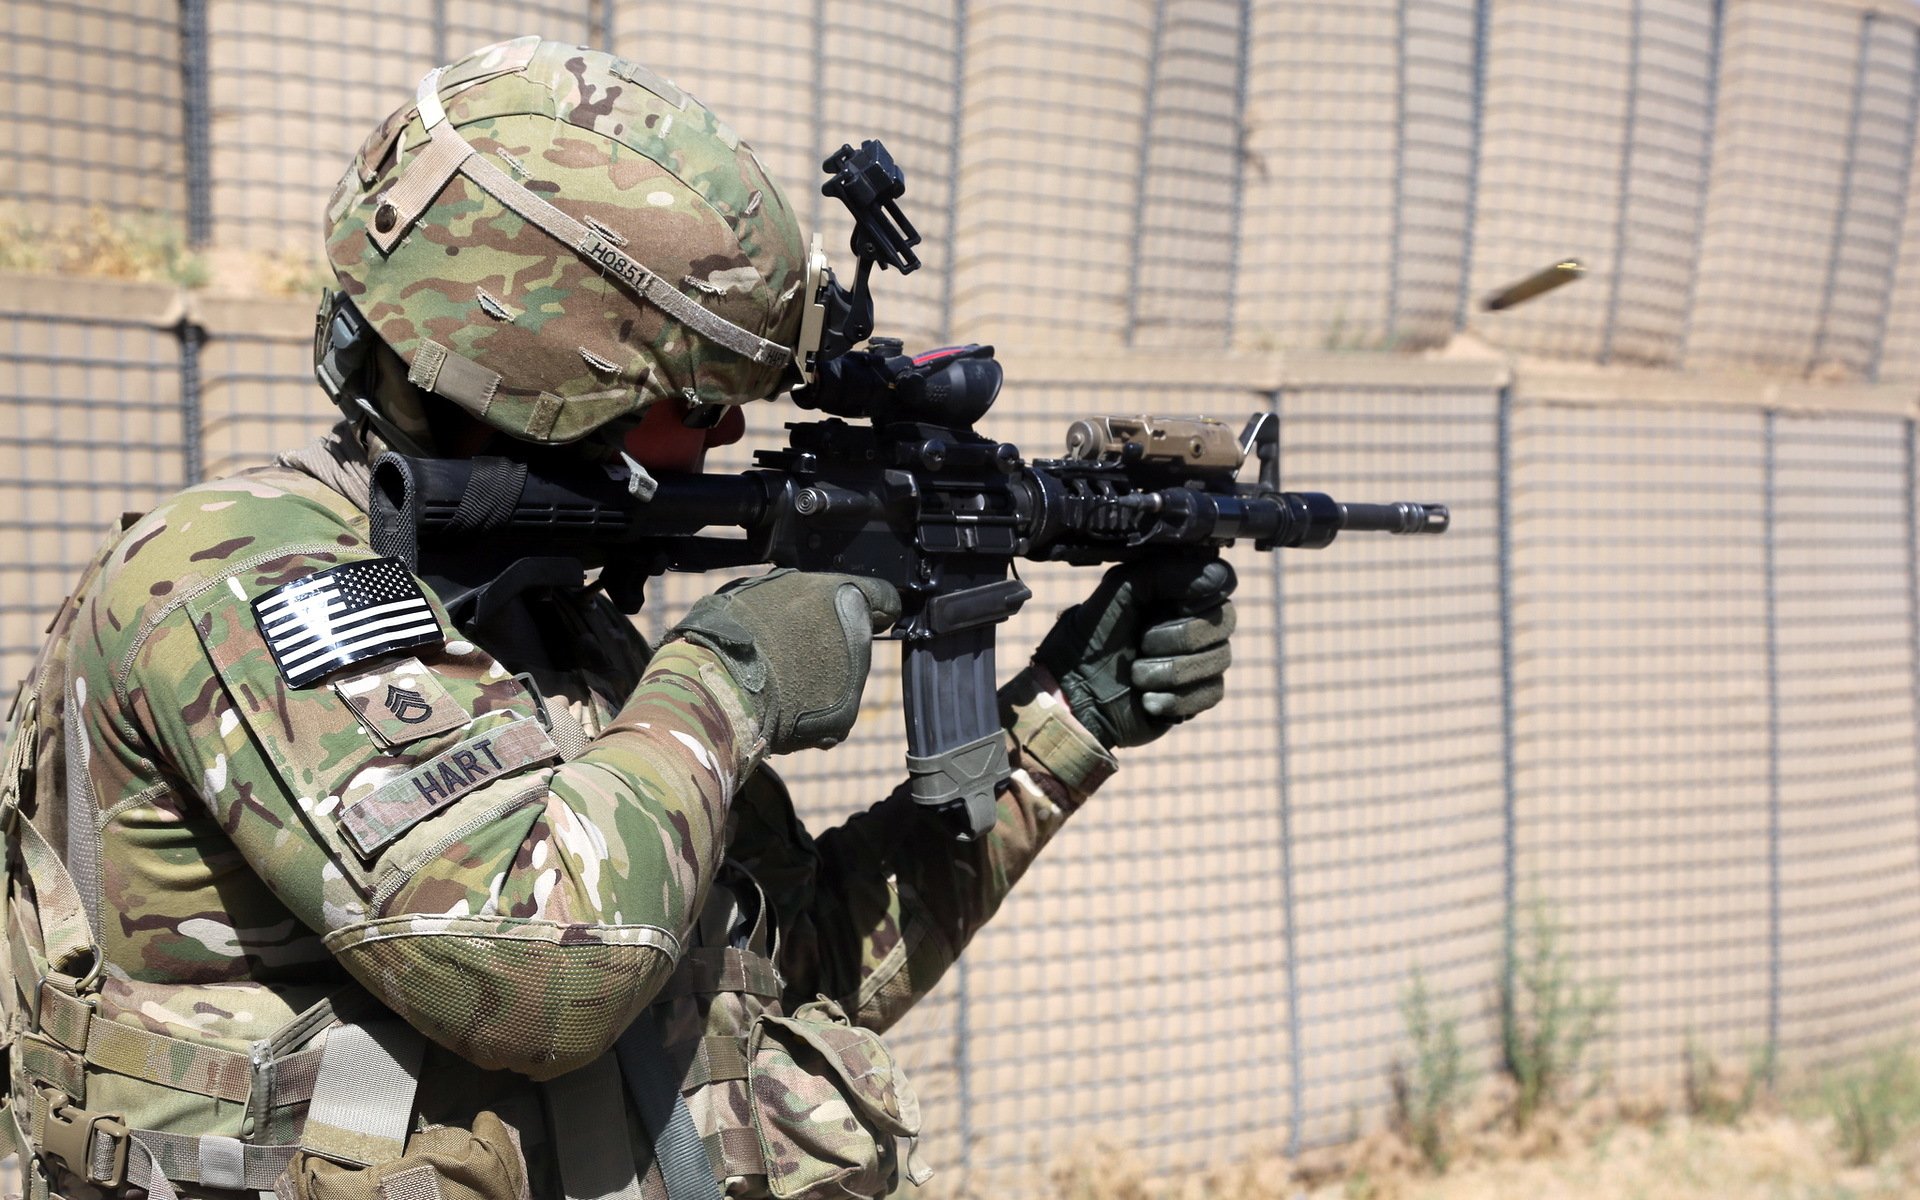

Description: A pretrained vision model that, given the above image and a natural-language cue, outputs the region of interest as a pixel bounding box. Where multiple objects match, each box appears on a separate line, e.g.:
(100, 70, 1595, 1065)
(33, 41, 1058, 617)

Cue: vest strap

(679, 1036, 749, 1091)
(654, 948, 783, 1002)
(36, 982, 270, 1103)
(300, 1019, 426, 1167)
(698, 1127, 762, 1181)
(613, 1011, 721, 1200)
(127, 1126, 298, 1191)
(542, 1053, 642, 1200)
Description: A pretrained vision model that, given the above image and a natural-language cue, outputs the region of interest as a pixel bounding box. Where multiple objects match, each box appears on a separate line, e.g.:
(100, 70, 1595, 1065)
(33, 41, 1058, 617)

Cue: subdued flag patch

(253, 557, 444, 687)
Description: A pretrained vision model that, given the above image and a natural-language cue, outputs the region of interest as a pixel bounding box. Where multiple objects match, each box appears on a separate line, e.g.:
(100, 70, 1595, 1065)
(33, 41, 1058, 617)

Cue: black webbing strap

(614, 1011, 722, 1200)
(444, 456, 530, 536)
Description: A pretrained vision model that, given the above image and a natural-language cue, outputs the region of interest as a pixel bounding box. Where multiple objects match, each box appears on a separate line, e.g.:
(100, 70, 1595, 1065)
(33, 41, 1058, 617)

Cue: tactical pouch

(276, 1112, 529, 1200)
(746, 998, 922, 1200)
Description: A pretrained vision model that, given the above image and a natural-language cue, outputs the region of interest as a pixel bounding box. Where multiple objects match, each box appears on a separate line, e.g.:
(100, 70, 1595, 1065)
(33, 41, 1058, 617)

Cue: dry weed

(0, 204, 206, 286)
(953, 1070, 1920, 1200)
(0, 206, 331, 297)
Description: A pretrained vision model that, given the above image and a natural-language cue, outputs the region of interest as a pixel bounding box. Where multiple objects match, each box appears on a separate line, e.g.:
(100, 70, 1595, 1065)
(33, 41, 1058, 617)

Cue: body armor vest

(0, 483, 921, 1200)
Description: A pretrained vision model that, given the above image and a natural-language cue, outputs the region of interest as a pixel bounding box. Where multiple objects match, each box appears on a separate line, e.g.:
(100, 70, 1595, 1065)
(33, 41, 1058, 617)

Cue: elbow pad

(325, 915, 679, 1080)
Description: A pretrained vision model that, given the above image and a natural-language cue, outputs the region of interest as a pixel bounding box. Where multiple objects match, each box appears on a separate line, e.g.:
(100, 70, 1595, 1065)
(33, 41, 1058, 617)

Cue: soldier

(0, 39, 1235, 1200)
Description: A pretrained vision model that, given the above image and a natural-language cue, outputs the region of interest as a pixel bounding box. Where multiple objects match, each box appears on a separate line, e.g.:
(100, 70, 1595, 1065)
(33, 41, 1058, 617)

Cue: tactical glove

(668, 569, 902, 755)
(1034, 557, 1237, 749)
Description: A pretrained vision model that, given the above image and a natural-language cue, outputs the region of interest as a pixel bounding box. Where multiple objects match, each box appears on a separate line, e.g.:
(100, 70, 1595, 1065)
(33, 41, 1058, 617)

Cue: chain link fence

(13, 0, 1920, 1189)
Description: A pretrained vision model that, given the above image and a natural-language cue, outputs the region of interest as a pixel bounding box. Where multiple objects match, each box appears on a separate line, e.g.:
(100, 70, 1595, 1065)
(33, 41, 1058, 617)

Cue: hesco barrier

(7, 277, 1920, 1182)
(16, 2, 1920, 373)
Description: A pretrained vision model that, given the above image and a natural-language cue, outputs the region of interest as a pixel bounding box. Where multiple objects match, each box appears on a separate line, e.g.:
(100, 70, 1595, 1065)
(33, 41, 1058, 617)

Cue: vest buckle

(39, 1088, 128, 1188)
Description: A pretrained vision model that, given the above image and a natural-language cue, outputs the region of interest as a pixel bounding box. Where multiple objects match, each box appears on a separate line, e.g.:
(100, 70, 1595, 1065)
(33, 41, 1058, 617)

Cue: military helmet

(322, 37, 808, 445)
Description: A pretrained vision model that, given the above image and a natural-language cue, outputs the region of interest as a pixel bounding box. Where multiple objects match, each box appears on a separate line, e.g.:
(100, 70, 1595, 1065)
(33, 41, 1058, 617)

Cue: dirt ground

(1002, 1076, 1920, 1200)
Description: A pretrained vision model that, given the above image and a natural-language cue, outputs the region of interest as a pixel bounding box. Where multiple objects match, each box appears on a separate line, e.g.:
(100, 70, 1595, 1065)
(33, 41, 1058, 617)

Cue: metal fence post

(179, 0, 212, 248)
(1599, 0, 1643, 365)
(1123, 0, 1168, 347)
(1221, 0, 1252, 350)
(1453, 0, 1492, 331)
(940, 0, 969, 345)
(1496, 385, 1518, 1066)
(943, 1, 972, 1171)
(431, 0, 448, 69)
(591, 0, 615, 51)
(1678, 0, 1725, 366)
(176, 317, 207, 487)
(809, 0, 828, 236)
(1867, 26, 1920, 384)
(1811, 12, 1876, 373)
(1386, 0, 1408, 340)
(1907, 420, 1919, 864)
(1762, 408, 1782, 1077)
(1269, 386, 1306, 1158)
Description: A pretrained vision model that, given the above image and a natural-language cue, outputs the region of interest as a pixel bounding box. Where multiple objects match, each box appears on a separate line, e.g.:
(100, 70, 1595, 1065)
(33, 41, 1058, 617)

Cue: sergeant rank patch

(253, 557, 445, 687)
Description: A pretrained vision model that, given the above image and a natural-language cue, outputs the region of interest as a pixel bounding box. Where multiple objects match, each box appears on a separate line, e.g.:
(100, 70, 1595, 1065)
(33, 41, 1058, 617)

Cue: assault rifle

(366, 141, 1448, 839)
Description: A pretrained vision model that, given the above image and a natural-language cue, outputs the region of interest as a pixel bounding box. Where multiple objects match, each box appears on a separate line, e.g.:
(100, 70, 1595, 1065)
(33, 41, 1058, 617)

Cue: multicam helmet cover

(324, 37, 809, 444)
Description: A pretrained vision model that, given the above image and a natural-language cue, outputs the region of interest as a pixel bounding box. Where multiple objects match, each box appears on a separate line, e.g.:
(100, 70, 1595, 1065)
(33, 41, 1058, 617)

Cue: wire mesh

(196, 309, 337, 481)
(1126, 0, 1248, 348)
(1462, 0, 1721, 365)
(0, 1, 185, 218)
(1507, 400, 1775, 1085)
(1275, 379, 1506, 1148)
(946, 370, 1294, 1181)
(0, 291, 186, 689)
(17, 0, 1920, 1188)
(1237, 0, 1480, 353)
(204, 2, 595, 257)
(1684, 2, 1914, 375)
(611, 0, 961, 350)
(1771, 412, 1920, 1068)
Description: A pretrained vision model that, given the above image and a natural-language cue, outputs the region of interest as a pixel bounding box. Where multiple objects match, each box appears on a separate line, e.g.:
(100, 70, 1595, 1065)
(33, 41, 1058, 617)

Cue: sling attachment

(613, 1011, 722, 1200)
(541, 1055, 641, 1200)
(444, 457, 530, 537)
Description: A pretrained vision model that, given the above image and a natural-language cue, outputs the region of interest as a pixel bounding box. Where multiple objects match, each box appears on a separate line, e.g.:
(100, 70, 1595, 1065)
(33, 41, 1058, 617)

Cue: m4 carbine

(366, 141, 1448, 840)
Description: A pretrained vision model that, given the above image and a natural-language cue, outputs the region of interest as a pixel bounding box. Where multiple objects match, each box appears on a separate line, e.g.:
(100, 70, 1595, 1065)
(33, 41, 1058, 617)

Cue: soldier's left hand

(1033, 557, 1237, 749)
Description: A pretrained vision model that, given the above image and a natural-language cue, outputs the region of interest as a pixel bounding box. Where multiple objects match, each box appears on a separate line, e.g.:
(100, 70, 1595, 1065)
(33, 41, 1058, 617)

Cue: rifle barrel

(1339, 501, 1450, 535)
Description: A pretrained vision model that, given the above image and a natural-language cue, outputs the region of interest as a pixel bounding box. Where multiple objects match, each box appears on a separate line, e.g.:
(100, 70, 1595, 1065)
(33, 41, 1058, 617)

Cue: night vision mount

(796, 140, 922, 382)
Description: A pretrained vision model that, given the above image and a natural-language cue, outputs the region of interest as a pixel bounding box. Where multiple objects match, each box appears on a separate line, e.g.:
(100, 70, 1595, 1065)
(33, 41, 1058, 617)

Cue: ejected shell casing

(1483, 260, 1586, 311)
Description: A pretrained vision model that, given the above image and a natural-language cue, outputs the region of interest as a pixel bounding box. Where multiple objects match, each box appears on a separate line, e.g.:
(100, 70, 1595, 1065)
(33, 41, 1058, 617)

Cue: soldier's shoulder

(84, 467, 369, 674)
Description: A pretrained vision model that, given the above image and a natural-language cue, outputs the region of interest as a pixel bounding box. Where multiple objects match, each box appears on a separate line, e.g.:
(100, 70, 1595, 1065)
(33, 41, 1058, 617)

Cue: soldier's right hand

(667, 569, 902, 754)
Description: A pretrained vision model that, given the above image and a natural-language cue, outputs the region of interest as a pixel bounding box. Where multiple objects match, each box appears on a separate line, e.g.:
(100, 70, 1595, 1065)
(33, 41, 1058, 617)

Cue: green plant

(1823, 1045, 1920, 1167)
(1499, 902, 1616, 1129)
(1341, 1167, 1377, 1200)
(1683, 1040, 1770, 1126)
(1392, 967, 1472, 1172)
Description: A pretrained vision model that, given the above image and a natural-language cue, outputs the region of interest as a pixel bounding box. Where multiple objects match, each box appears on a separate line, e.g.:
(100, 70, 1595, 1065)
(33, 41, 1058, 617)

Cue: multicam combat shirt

(21, 434, 1115, 1199)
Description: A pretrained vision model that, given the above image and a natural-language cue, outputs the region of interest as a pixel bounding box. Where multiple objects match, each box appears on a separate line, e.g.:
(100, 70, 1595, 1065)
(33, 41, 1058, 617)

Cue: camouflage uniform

(0, 431, 1115, 1200)
(0, 37, 1120, 1200)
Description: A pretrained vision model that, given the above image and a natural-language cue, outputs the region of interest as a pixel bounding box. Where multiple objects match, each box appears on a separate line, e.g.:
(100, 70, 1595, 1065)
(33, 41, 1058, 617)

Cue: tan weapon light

(1064, 416, 1245, 470)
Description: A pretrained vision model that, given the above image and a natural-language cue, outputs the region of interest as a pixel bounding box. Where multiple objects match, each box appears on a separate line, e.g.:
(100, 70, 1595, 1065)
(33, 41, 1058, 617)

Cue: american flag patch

(253, 558, 445, 687)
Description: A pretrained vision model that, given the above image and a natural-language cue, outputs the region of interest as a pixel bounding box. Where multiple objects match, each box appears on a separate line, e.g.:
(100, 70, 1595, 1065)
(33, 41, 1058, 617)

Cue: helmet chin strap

(314, 290, 437, 458)
(351, 395, 432, 458)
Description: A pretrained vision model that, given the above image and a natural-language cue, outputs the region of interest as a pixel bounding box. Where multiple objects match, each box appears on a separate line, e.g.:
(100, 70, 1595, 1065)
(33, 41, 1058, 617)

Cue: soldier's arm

(96, 482, 762, 1080)
(738, 665, 1114, 1032)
